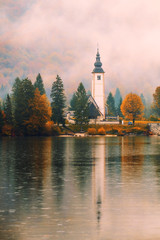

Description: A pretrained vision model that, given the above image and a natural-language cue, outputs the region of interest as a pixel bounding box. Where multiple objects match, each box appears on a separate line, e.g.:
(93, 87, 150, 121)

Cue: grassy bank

(66, 123, 151, 136)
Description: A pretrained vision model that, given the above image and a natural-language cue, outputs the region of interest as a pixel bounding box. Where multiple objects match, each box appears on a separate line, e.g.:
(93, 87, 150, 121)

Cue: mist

(0, 0, 160, 103)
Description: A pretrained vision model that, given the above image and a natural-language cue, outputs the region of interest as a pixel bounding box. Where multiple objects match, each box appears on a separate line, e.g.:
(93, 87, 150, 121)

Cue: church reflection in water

(91, 137, 106, 226)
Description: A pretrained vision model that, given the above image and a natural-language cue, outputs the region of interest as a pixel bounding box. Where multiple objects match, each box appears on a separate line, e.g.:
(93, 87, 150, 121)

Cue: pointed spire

(92, 48, 104, 73)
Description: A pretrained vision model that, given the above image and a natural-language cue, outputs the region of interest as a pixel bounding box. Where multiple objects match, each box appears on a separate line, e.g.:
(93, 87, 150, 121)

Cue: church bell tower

(92, 49, 105, 118)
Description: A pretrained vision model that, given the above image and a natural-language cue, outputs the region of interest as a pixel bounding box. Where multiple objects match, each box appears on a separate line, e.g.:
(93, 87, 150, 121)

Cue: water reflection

(1, 136, 160, 239)
(121, 137, 144, 180)
(92, 138, 106, 227)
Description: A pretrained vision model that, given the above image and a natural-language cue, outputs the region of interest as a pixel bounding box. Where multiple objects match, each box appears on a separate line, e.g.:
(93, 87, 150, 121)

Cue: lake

(0, 136, 160, 240)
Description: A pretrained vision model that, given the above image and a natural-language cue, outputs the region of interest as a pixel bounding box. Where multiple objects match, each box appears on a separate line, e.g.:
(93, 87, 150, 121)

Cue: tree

(24, 88, 52, 135)
(4, 94, 13, 125)
(152, 86, 160, 116)
(106, 92, 116, 116)
(50, 75, 66, 125)
(12, 78, 35, 134)
(0, 103, 4, 134)
(74, 82, 89, 126)
(121, 93, 144, 124)
(140, 93, 146, 107)
(34, 73, 46, 95)
(114, 88, 122, 109)
(70, 93, 77, 110)
(117, 97, 123, 117)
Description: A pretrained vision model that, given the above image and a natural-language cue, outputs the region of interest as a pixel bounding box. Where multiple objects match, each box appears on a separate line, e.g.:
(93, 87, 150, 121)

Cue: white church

(90, 48, 106, 119)
(67, 49, 108, 123)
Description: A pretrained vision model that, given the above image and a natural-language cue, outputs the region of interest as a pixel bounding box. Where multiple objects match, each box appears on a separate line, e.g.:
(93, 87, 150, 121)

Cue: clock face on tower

(97, 75, 101, 80)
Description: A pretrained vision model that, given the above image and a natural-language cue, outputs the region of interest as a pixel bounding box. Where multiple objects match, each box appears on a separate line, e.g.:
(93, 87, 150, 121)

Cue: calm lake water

(1, 136, 160, 240)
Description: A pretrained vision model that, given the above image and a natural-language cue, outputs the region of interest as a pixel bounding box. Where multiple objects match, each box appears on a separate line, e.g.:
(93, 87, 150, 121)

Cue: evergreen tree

(74, 82, 89, 126)
(12, 78, 35, 133)
(0, 103, 4, 134)
(106, 92, 116, 116)
(50, 75, 66, 125)
(4, 94, 13, 125)
(152, 86, 160, 116)
(34, 73, 46, 95)
(114, 88, 122, 109)
(117, 97, 123, 117)
(140, 93, 146, 107)
(70, 93, 77, 110)
(140, 93, 147, 118)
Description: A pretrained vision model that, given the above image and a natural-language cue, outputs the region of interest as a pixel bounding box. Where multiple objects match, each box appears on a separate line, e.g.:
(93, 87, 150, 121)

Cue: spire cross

(97, 43, 99, 53)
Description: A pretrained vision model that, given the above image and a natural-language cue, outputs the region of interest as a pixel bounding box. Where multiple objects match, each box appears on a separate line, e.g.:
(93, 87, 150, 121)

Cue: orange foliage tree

(121, 93, 144, 125)
(25, 88, 52, 135)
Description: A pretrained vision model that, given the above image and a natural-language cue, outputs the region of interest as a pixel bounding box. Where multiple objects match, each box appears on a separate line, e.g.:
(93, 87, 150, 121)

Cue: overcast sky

(0, 0, 160, 101)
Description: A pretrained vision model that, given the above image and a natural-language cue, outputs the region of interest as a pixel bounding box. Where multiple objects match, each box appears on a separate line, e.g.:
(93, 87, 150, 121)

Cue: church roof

(88, 95, 103, 119)
(92, 49, 105, 73)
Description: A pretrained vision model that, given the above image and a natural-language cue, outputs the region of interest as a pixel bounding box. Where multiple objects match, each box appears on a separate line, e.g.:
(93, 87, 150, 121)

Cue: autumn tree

(106, 92, 116, 116)
(152, 86, 160, 116)
(24, 88, 52, 135)
(34, 73, 46, 95)
(50, 75, 66, 125)
(74, 82, 89, 126)
(121, 93, 144, 124)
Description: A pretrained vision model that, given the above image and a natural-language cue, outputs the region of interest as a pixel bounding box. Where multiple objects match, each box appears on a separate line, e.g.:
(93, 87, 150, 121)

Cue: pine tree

(0, 103, 4, 134)
(70, 93, 77, 110)
(140, 93, 146, 107)
(50, 75, 66, 125)
(34, 73, 46, 95)
(4, 94, 13, 125)
(74, 82, 89, 126)
(114, 88, 122, 109)
(152, 87, 160, 116)
(106, 92, 116, 116)
(12, 78, 35, 134)
(117, 97, 123, 117)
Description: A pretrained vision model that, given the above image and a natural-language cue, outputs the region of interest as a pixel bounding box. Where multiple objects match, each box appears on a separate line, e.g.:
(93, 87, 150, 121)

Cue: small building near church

(88, 95, 103, 120)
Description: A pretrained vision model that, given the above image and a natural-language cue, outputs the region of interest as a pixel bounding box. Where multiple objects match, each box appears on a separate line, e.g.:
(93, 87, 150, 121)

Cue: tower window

(97, 75, 101, 80)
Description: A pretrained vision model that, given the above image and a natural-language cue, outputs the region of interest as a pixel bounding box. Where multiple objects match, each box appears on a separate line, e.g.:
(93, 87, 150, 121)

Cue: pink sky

(0, 0, 160, 102)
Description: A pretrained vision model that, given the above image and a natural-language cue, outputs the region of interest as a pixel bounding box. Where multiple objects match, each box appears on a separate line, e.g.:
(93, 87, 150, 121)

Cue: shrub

(118, 129, 125, 136)
(98, 127, 106, 135)
(87, 128, 96, 135)
(43, 121, 61, 136)
(149, 115, 159, 121)
(2, 124, 13, 136)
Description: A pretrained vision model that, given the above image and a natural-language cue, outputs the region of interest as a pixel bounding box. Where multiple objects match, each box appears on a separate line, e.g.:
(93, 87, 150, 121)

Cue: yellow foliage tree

(121, 93, 144, 124)
(25, 88, 52, 135)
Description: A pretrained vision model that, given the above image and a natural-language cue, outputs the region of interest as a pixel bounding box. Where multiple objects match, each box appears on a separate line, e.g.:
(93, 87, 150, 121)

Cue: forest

(0, 73, 160, 136)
